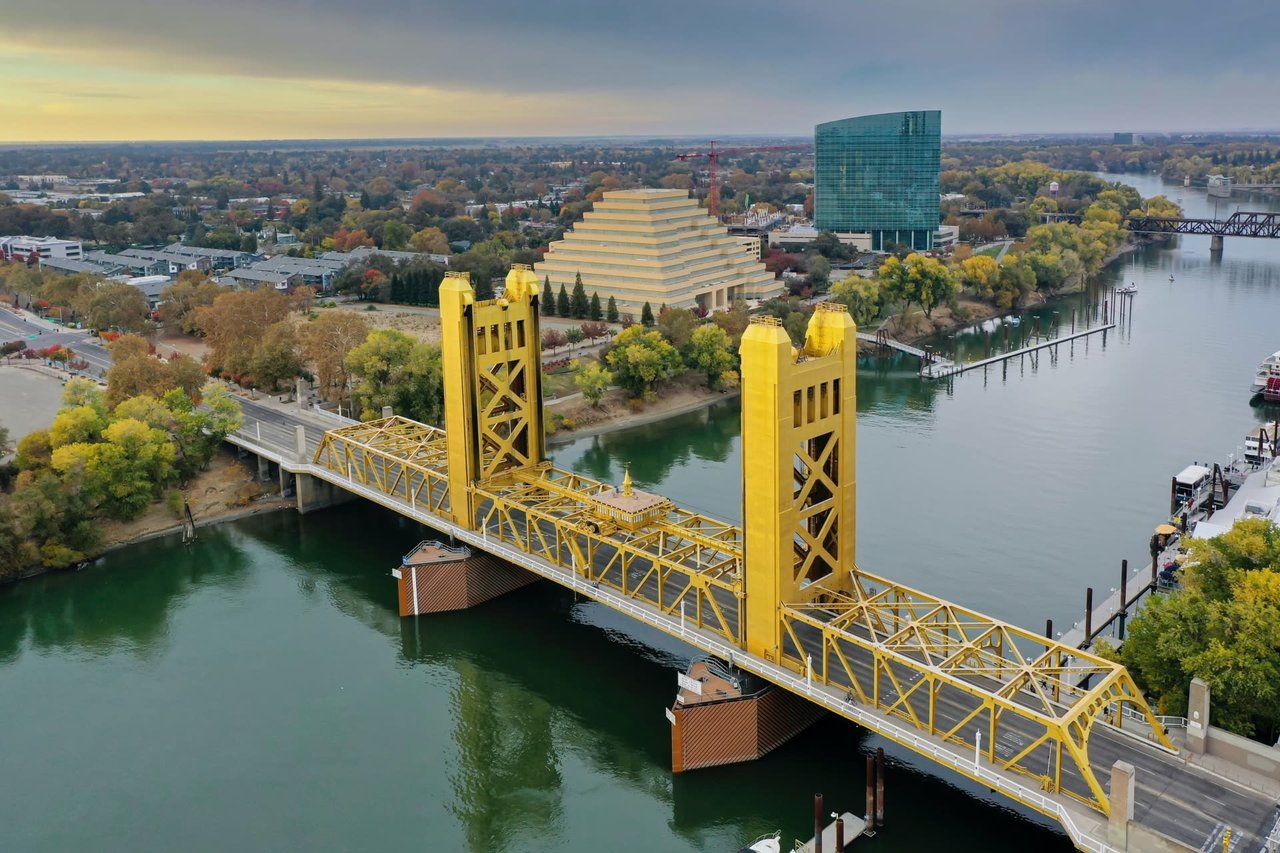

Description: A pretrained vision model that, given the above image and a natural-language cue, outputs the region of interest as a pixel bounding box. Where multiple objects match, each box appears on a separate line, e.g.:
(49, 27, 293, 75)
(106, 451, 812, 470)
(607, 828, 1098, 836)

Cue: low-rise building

(86, 250, 166, 277)
(39, 257, 110, 276)
(165, 243, 259, 269)
(0, 235, 83, 261)
(119, 248, 212, 275)
(224, 268, 300, 291)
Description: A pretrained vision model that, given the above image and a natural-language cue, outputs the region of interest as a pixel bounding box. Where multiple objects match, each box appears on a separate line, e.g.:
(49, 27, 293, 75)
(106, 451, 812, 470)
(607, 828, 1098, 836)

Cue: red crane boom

(676, 141, 810, 217)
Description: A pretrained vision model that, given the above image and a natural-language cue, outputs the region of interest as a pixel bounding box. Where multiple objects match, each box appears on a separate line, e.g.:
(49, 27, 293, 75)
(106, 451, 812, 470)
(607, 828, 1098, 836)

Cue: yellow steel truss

(313, 416, 452, 515)
(309, 296, 1174, 821)
(778, 566, 1175, 814)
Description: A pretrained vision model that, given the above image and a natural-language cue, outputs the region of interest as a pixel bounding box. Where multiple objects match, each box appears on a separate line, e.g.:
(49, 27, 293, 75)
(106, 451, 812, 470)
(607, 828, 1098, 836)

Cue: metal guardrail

(311, 403, 358, 425)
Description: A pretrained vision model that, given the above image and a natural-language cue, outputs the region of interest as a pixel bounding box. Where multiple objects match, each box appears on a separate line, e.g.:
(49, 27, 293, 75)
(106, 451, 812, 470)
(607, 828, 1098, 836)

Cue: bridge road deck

(224, 411, 1280, 853)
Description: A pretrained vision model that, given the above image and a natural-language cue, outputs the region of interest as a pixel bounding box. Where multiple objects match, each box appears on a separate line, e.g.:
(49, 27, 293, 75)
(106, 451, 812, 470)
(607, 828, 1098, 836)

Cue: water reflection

(0, 526, 254, 664)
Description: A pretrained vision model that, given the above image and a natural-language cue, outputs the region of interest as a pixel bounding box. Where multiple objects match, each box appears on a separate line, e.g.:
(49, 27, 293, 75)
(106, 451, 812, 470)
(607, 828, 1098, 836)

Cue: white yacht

(1250, 350, 1280, 395)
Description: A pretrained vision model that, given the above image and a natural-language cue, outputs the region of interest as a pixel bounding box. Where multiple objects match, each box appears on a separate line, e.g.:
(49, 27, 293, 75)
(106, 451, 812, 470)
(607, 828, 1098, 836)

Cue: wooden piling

(1084, 587, 1094, 642)
(1045, 618, 1053, 640)
(875, 748, 885, 827)
(814, 792, 824, 853)
(865, 755, 876, 829)
(835, 817, 845, 851)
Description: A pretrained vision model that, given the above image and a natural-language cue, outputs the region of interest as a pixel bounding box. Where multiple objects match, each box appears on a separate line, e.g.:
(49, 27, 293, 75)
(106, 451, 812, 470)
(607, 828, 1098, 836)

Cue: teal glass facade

(814, 110, 941, 251)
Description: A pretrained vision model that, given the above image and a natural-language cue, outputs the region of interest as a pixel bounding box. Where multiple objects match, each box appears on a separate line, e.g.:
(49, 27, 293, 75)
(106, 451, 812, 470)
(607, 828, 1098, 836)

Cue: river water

(3, 174, 1278, 852)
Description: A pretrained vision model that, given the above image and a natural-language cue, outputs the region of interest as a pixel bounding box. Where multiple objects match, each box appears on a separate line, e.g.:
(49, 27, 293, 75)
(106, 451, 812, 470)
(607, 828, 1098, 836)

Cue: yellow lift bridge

(314, 265, 1173, 818)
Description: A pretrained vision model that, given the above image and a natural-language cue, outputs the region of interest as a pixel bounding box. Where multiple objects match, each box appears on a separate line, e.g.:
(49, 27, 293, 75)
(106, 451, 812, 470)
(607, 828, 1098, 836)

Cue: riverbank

(874, 238, 1142, 349)
(2, 450, 290, 585)
(547, 376, 739, 445)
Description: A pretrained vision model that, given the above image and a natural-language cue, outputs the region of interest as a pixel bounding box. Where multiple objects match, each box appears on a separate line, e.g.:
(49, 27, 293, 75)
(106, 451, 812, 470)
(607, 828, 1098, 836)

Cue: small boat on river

(1118, 282, 1137, 295)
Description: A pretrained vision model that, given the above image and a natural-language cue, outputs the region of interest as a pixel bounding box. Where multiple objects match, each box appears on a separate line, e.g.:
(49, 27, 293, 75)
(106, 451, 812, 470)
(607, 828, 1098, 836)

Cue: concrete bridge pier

(1210, 235, 1224, 253)
(292, 424, 354, 515)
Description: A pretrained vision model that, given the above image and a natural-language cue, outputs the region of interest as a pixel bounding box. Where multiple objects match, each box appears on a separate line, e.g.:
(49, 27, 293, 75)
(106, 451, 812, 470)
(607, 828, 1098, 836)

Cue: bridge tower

(439, 265, 546, 529)
(739, 304, 858, 663)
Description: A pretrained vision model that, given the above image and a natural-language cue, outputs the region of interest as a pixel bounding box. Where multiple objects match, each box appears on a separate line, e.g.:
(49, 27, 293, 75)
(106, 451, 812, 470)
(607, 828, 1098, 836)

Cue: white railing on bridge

(311, 403, 359, 426)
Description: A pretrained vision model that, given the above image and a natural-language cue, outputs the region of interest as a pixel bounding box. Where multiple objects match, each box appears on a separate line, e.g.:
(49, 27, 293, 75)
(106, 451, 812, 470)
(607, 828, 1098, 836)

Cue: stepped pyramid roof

(535, 189, 778, 314)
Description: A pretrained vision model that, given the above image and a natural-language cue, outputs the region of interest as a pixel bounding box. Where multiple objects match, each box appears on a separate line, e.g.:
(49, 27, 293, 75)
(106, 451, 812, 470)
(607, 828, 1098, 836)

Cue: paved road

(0, 308, 111, 375)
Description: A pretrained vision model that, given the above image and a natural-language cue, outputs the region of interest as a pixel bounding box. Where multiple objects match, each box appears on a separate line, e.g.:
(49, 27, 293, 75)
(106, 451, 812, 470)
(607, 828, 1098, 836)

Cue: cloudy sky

(5, 0, 1277, 141)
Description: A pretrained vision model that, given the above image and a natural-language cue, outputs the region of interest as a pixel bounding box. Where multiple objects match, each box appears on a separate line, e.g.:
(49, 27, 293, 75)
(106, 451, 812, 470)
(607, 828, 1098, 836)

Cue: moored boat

(1250, 350, 1280, 395)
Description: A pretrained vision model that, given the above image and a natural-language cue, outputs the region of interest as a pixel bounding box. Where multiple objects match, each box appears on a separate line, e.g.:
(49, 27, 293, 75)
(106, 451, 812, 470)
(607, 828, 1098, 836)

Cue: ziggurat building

(535, 189, 779, 316)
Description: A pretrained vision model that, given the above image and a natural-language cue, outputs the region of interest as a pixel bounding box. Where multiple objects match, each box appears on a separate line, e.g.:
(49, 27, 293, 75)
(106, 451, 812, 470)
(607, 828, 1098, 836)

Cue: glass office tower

(814, 110, 941, 251)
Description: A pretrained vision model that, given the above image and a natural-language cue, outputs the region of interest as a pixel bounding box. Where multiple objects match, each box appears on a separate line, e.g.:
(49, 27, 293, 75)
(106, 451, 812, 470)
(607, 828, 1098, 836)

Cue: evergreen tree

(390, 273, 405, 304)
(589, 291, 603, 321)
(606, 295, 619, 323)
(475, 276, 495, 301)
(641, 302, 655, 327)
(542, 276, 554, 316)
(359, 189, 371, 209)
(556, 284, 571, 317)
(570, 273, 589, 319)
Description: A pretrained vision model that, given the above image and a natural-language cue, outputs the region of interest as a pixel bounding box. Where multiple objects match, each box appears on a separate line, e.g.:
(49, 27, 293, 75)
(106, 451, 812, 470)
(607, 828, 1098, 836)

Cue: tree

(877, 253, 957, 318)
(541, 329, 567, 352)
(299, 312, 371, 405)
(1121, 519, 1280, 736)
(381, 221, 412, 251)
(541, 277, 554, 317)
(580, 321, 609, 342)
(807, 255, 832, 292)
(409, 226, 451, 255)
(556, 284, 570, 317)
(685, 325, 737, 388)
(606, 295, 619, 323)
(159, 272, 224, 335)
(828, 277, 884, 325)
(345, 329, 444, 424)
(250, 321, 302, 390)
(995, 254, 1038, 309)
(605, 326, 683, 397)
(588, 291, 603, 321)
(657, 307, 698, 349)
(959, 255, 1000, 298)
(195, 288, 293, 376)
(640, 302, 655, 327)
(574, 362, 611, 407)
(711, 301, 751, 345)
(570, 273, 589, 319)
(78, 281, 152, 333)
(564, 327, 584, 349)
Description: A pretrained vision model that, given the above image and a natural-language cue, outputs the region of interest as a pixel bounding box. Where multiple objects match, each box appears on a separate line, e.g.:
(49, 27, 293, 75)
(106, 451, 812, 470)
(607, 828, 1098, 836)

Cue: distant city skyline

(4, 0, 1277, 142)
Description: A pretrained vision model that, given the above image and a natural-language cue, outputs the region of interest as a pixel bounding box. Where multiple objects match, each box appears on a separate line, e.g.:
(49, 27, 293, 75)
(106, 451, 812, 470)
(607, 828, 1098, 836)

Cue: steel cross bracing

(313, 416, 453, 516)
(309, 414, 1176, 818)
(1125, 211, 1280, 238)
(778, 568, 1174, 814)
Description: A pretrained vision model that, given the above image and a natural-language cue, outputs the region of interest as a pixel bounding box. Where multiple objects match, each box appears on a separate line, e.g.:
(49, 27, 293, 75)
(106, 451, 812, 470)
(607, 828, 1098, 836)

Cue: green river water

(3, 173, 1278, 851)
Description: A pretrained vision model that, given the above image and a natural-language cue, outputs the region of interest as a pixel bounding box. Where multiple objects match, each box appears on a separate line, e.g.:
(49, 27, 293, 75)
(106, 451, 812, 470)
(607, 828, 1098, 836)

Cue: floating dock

(797, 812, 866, 852)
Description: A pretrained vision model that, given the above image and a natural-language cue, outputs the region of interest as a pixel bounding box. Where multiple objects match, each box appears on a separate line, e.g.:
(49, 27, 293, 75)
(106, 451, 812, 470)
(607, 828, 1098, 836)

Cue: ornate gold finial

(621, 464, 633, 497)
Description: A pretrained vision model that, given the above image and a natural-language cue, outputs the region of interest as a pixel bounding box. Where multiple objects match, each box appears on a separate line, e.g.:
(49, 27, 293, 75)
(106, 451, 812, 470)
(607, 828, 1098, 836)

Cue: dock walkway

(860, 323, 1116, 380)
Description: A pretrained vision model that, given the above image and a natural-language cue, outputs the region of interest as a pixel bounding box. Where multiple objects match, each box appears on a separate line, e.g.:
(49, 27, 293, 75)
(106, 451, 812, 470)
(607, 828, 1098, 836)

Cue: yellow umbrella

(1155, 523, 1178, 535)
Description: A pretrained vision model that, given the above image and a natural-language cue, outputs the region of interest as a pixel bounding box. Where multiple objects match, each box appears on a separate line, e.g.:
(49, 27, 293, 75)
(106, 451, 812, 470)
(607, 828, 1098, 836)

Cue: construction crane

(676, 141, 811, 218)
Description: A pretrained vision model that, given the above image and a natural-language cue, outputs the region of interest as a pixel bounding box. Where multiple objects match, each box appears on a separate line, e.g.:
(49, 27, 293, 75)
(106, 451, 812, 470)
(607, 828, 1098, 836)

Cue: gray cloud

(9, 0, 1279, 133)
